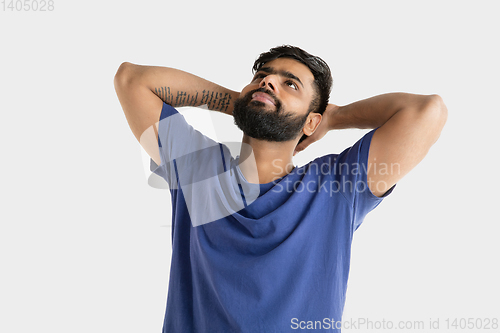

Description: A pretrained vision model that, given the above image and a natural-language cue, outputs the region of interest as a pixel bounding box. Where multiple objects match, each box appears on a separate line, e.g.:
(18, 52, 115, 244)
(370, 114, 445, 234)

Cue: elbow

(114, 62, 136, 92)
(421, 94, 448, 142)
(428, 94, 448, 128)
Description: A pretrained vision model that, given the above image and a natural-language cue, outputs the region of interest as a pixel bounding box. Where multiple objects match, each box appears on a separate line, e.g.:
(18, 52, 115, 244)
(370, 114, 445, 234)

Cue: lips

(251, 91, 276, 106)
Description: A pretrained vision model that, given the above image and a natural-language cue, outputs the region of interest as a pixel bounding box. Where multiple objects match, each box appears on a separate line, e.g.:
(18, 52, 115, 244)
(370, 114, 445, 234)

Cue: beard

(232, 87, 309, 142)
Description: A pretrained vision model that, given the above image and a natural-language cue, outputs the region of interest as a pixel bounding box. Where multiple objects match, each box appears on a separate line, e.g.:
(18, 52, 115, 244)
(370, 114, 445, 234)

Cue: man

(114, 45, 447, 332)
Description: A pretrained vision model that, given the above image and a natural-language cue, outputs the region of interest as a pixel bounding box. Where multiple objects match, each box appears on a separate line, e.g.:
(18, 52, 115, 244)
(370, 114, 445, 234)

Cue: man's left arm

(295, 93, 448, 197)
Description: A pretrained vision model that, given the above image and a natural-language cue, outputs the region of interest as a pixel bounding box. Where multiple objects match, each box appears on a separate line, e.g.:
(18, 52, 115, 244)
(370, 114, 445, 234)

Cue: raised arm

(114, 62, 240, 164)
(294, 93, 448, 197)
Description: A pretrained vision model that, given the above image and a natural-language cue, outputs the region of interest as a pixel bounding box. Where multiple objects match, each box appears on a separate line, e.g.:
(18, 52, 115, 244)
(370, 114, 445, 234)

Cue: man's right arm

(113, 62, 239, 165)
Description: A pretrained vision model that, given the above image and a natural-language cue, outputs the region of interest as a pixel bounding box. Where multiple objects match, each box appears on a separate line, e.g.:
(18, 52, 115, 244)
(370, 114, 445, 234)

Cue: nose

(259, 74, 278, 93)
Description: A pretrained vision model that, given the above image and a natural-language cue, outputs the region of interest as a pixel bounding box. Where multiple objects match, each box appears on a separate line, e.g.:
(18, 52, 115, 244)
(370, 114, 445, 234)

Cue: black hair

(253, 45, 333, 143)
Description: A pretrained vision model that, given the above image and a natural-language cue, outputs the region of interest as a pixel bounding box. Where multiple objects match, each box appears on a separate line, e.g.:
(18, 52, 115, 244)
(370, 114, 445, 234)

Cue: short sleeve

(149, 103, 222, 188)
(333, 129, 395, 231)
(148, 103, 260, 226)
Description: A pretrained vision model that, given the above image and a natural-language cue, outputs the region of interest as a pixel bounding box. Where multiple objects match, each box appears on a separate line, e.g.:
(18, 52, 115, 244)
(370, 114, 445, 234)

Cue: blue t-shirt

(151, 103, 393, 332)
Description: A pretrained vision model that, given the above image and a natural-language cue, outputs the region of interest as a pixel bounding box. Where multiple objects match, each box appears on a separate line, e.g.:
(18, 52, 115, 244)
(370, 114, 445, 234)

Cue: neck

(238, 134, 297, 184)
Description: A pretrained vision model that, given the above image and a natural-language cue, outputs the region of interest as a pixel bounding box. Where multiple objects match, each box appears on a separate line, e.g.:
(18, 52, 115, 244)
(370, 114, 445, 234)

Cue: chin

(248, 100, 276, 112)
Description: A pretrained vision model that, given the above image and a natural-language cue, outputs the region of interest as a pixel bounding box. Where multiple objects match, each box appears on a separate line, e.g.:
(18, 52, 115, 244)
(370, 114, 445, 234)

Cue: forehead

(259, 58, 315, 89)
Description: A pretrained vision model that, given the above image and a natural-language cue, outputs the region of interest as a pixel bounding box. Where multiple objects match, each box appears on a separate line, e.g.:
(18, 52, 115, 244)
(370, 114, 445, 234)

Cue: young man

(114, 45, 447, 332)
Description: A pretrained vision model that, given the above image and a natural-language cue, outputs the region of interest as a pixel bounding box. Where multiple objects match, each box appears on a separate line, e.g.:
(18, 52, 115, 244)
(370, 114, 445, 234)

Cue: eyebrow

(257, 66, 304, 88)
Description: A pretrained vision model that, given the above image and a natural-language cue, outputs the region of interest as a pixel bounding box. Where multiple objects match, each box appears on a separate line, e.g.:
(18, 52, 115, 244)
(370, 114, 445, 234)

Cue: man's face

(233, 58, 316, 142)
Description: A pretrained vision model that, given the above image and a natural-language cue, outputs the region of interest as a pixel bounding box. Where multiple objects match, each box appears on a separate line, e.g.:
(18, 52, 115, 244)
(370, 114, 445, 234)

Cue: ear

(302, 113, 322, 136)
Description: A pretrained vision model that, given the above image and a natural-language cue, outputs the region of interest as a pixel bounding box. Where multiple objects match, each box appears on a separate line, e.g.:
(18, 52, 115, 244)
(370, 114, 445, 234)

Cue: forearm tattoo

(154, 87, 232, 112)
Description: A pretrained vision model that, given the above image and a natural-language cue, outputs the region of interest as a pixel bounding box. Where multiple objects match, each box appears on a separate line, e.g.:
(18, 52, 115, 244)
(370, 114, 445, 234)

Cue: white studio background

(1, 1, 498, 332)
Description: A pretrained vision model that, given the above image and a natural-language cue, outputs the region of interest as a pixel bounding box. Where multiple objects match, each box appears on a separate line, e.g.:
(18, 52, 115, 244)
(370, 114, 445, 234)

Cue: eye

(285, 80, 298, 90)
(252, 73, 266, 81)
